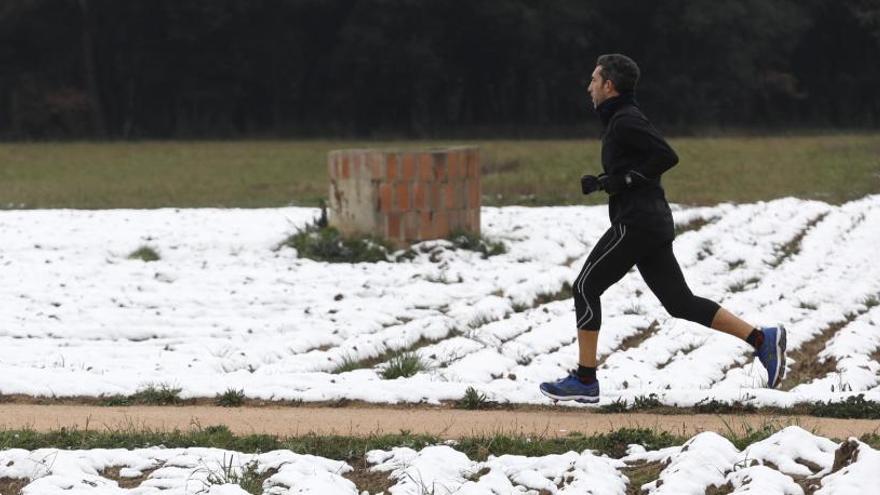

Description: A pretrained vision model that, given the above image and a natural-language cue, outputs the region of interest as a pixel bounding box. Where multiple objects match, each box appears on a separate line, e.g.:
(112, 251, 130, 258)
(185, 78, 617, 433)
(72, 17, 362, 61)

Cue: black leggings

(573, 223, 720, 330)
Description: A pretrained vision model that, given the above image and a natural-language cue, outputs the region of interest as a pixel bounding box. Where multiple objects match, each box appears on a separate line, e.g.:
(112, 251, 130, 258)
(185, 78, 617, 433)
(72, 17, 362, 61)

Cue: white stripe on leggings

(576, 224, 627, 329)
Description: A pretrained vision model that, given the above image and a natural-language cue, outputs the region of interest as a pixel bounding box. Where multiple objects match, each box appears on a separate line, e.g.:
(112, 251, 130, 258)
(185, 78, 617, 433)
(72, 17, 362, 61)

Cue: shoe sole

(539, 387, 599, 404)
(771, 324, 787, 388)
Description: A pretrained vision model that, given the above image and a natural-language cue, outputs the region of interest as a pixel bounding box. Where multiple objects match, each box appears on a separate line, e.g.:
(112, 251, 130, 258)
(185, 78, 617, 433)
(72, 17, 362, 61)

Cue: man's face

(588, 65, 615, 108)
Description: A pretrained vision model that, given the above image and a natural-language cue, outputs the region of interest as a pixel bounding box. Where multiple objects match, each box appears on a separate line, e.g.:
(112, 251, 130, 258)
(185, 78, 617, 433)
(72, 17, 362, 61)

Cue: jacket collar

(596, 91, 637, 127)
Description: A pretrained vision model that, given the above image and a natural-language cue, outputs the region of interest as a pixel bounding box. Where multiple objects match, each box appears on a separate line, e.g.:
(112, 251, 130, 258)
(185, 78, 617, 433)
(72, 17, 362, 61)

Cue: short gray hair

(596, 54, 640, 93)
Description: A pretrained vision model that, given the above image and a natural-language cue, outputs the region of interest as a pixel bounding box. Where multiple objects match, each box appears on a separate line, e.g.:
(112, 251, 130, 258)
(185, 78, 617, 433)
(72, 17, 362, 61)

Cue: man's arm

(612, 114, 678, 180)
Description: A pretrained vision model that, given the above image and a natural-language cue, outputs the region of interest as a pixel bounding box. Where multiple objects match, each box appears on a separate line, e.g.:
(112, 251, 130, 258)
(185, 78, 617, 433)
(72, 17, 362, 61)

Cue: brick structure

(327, 147, 481, 247)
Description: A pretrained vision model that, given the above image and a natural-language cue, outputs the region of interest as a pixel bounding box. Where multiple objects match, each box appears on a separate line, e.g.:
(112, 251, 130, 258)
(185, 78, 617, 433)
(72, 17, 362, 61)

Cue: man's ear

(604, 79, 616, 93)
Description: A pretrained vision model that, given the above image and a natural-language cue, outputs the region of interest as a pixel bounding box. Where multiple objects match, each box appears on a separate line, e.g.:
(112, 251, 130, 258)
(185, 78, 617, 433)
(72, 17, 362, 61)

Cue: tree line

(1, 0, 878, 139)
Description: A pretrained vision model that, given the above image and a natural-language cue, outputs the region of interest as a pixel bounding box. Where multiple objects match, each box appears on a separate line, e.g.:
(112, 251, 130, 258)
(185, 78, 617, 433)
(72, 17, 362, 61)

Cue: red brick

(387, 213, 402, 239)
(413, 182, 427, 210)
(402, 154, 416, 181)
(432, 152, 447, 181)
(448, 152, 460, 178)
(467, 152, 477, 178)
(467, 208, 480, 232)
(367, 152, 383, 179)
(445, 183, 457, 209)
(419, 211, 434, 239)
(386, 154, 399, 180)
(396, 182, 410, 211)
(351, 152, 362, 177)
(431, 183, 444, 210)
(467, 181, 480, 208)
(418, 153, 433, 181)
(447, 209, 461, 230)
(404, 212, 419, 240)
(433, 211, 449, 237)
(379, 184, 392, 212)
(342, 154, 351, 179)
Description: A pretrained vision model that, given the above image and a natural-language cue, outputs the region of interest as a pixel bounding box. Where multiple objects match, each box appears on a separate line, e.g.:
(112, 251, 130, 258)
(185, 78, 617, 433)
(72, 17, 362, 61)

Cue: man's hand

(597, 173, 627, 194)
(580, 174, 601, 195)
(597, 171, 651, 195)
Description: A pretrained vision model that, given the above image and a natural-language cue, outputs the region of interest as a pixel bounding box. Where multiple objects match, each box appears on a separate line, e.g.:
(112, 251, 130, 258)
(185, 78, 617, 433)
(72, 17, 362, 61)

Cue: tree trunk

(78, 0, 107, 137)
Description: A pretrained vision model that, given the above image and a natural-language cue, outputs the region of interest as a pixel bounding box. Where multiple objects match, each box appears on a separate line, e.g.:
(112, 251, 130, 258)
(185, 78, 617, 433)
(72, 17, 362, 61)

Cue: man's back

(601, 101, 677, 240)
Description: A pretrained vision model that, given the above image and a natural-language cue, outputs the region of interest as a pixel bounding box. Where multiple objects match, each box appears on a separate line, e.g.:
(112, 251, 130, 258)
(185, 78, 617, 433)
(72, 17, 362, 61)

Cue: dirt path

(2, 404, 878, 439)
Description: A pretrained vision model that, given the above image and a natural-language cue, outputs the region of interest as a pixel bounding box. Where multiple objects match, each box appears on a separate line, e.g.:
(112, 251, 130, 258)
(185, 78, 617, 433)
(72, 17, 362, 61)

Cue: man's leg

(578, 329, 599, 367)
(637, 242, 755, 340)
(637, 240, 787, 387)
(572, 224, 641, 360)
(710, 307, 754, 340)
(539, 224, 641, 402)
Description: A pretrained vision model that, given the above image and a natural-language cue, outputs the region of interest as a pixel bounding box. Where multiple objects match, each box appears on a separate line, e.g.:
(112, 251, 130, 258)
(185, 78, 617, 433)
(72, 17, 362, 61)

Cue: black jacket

(597, 93, 678, 240)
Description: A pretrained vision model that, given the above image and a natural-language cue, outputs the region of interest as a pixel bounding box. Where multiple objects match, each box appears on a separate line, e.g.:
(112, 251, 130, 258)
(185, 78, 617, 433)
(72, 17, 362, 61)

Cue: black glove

(598, 171, 651, 195)
(580, 174, 601, 195)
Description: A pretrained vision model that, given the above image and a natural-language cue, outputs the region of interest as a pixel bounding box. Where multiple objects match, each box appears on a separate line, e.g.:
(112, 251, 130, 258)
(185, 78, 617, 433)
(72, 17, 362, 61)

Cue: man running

(539, 53, 786, 404)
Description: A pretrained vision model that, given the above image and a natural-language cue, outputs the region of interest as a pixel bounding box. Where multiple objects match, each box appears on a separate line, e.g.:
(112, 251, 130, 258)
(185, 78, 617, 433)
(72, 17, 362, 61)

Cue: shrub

(279, 218, 391, 263)
(809, 394, 880, 419)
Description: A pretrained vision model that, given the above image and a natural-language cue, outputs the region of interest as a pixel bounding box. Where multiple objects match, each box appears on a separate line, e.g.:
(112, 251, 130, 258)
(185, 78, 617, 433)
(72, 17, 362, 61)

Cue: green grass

(809, 394, 880, 419)
(215, 388, 246, 407)
(278, 221, 392, 263)
(127, 245, 160, 262)
(381, 351, 428, 379)
(457, 386, 490, 410)
(1, 134, 878, 209)
(0, 423, 878, 461)
(100, 383, 183, 406)
(447, 230, 507, 258)
(0, 424, 686, 460)
(202, 456, 265, 494)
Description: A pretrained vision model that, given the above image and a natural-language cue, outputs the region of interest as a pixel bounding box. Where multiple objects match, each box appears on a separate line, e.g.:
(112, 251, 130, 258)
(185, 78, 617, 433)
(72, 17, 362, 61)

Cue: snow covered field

(1, 196, 879, 408)
(0, 426, 876, 494)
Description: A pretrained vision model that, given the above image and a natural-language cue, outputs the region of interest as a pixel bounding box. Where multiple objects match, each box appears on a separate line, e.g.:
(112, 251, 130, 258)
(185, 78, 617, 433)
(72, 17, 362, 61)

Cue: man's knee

(572, 279, 602, 300)
(663, 295, 717, 325)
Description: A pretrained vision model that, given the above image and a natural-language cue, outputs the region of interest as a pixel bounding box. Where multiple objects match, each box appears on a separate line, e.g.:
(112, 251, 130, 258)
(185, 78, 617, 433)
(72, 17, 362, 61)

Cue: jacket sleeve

(611, 114, 678, 180)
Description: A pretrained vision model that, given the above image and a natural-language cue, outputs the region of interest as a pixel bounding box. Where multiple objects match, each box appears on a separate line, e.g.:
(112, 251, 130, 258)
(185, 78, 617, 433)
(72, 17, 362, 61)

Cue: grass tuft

(599, 397, 629, 413)
(128, 246, 160, 262)
(215, 388, 246, 407)
(727, 276, 760, 293)
(332, 354, 363, 374)
(381, 351, 428, 379)
(631, 394, 663, 411)
(457, 386, 489, 410)
(100, 383, 182, 406)
(692, 398, 757, 415)
(278, 217, 391, 263)
(720, 420, 777, 450)
(447, 230, 506, 258)
(203, 455, 267, 494)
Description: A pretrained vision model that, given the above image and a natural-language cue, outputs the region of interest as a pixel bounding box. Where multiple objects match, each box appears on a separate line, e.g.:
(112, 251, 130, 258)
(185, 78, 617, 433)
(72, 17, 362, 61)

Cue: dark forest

(2, 0, 879, 139)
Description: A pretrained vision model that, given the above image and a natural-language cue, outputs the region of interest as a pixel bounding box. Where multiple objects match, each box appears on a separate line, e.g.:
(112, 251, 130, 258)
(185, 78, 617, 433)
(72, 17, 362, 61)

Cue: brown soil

(99, 465, 160, 489)
(599, 320, 660, 367)
(0, 478, 29, 495)
(1, 404, 878, 440)
(780, 317, 850, 391)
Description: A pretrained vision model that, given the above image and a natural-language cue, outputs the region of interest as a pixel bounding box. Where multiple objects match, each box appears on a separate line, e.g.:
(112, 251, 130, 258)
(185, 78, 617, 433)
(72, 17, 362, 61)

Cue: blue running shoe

(539, 372, 600, 403)
(755, 325, 787, 388)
